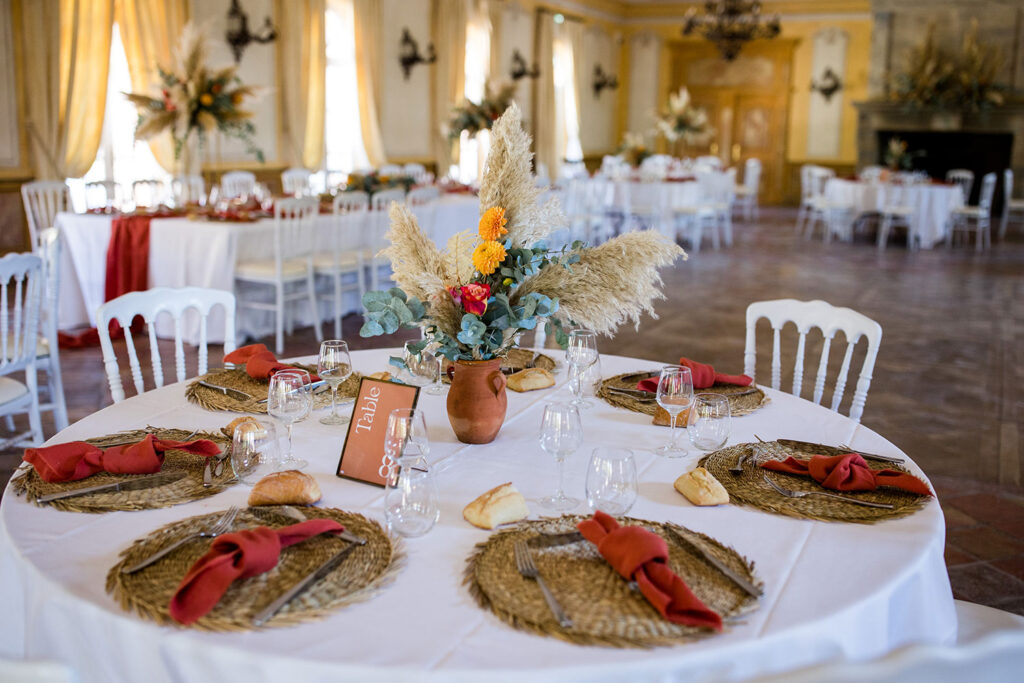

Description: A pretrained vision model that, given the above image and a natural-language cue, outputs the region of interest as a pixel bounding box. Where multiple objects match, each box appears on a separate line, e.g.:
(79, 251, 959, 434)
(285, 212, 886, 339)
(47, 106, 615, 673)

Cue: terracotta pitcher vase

(446, 358, 507, 444)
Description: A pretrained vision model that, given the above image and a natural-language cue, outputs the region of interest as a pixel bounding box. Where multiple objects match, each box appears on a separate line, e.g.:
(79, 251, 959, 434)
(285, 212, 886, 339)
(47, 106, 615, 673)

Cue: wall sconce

(225, 0, 277, 64)
(592, 64, 619, 97)
(810, 66, 843, 102)
(399, 28, 436, 80)
(510, 49, 540, 80)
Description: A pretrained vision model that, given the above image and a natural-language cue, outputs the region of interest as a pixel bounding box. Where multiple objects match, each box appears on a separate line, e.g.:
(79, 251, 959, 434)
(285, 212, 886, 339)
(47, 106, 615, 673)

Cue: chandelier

(682, 1, 781, 61)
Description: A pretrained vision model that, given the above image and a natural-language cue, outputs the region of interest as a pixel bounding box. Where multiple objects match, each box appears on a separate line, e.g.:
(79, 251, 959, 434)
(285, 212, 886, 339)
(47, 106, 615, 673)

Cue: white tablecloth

(823, 179, 964, 248)
(55, 195, 479, 343)
(0, 349, 956, 682)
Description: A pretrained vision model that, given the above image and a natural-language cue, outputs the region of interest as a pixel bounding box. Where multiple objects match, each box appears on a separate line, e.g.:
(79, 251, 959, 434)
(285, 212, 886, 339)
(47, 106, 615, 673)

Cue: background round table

(0, 348, 955, 682)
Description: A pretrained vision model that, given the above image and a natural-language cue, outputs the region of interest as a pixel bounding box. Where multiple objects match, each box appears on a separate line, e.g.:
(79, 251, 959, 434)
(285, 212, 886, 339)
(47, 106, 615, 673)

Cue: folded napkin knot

(23, 434, 221, 483)
(169, 519, 345, 625)
(761, 453, 932, 497)
(224, 343, 318, 381)
(638, 357, 752, 392)
(577, 511, 722, 630)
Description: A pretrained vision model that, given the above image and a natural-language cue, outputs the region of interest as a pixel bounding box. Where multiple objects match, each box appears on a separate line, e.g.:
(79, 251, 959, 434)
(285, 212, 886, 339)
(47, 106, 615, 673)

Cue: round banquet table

(0, 348, 956, 683)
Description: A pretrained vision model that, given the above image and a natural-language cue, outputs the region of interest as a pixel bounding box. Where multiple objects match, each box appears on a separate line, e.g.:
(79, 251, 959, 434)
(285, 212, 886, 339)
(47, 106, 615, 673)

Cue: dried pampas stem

(380, 203, 448, 302)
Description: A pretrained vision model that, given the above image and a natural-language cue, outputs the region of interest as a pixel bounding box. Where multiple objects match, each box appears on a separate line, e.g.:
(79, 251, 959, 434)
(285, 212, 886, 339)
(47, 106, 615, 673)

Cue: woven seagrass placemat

(464, 516, 761, 648)
(10, 428, 233, 513)
(106, 506, 402, 631)
(699, 440, 931, 524)
(185, 366, 362, 413)
(441, 349, 557, 385)
(598, 372, 769, 418)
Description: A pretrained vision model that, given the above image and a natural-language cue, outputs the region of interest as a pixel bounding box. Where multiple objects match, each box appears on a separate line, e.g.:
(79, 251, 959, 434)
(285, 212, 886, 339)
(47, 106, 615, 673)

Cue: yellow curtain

(19, 0, 113, 179)
(431, 0, 467, 175)
(352, 0, 387, 167)
(278, 0, 326, 170)
(116, 0, 186, 172)
(533, 10, 556, 178)
(567, 21, 585, 161)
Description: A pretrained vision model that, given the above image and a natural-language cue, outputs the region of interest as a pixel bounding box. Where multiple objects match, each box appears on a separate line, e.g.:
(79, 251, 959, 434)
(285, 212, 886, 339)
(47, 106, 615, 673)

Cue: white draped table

(823, 179, 964, 248)
(0, 349, 955, 682)
(54, 195, 479, 343)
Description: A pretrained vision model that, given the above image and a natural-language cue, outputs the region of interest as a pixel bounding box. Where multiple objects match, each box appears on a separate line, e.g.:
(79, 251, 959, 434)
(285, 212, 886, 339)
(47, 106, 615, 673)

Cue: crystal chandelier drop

(682, 1, 782, 61)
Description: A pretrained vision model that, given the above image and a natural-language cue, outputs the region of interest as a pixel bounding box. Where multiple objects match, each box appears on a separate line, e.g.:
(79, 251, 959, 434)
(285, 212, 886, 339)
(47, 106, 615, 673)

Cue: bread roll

(222, 415, 261, 438)
(463, 482, 529, 529)
(674, 467, 729, 506)
(367, 371, 392, 381)
(506, 367, 555, 392)
(248, 470, 322, 506)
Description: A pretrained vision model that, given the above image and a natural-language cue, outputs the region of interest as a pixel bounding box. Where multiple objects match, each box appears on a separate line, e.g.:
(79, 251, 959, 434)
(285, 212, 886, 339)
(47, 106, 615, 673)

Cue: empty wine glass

(267, 371, 311, 470)
(318, 340, 353, 425)
(585, 447, 638, 515)
(402, 342, 434, 387)
(689, 393, 731, 452)
(422, 351, 446, 396)
(655, 365, 694, 458)
(566, 329, 598, 408)
(383, 408, 438, 537)
(231, 420, 279, 484)
(538, 401, 584, 512)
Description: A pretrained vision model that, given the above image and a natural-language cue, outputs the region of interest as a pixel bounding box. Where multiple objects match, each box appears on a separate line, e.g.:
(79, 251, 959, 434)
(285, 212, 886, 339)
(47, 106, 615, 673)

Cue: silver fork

(121, 505, 241, 574)
(513, 541, 572, 628)
(762, 473, 894, 509)
(730, 444, 757, 475)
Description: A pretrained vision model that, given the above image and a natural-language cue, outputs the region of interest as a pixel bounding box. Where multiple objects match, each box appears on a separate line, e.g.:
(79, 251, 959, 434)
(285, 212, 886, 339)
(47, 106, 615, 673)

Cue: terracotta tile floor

(2, 206, 1023, 615)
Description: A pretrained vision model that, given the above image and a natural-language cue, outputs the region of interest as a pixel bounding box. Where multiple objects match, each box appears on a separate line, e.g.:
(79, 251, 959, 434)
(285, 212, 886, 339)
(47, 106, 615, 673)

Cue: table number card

(336, 378, 420, 487)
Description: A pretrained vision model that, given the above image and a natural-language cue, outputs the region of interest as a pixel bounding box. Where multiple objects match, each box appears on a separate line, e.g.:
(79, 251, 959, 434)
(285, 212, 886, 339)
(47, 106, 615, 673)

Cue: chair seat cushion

(882, 205, 914, 216)
(0, 377, 29, 408)
(313, 252, 363, 271)
(1007, 198, 1024, 210)
(236, 258, 310, 280)
(4, 335, 49, 360)
(734, 186, 754, 197)
(952, 206, 988, 218)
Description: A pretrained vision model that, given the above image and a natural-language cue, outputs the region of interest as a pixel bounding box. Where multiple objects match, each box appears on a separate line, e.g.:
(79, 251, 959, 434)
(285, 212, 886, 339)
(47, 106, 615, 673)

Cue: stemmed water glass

(230, 420, 279, 484)
(689, 393, 731, 452)
(382, 409, 438, 537)
(655, 365, 694, 458)
(538, 401, 584, 512)
(317, 340, 353, 425)
(566, 329, 599, 408)
(267, 371, 311, 470)
(585, 447, 638, 515)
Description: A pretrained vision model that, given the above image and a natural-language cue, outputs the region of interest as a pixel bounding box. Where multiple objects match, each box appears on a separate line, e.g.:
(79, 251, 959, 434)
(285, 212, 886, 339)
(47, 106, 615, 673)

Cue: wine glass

(655, 365, 694, 458)
(689, 393, 731, 452)
(538, 401, 584, 511)
(317, 340, 353, 425)
(230, 420, 280, 484)
(566, 329, 598, 408)
(402, 341, 433, 387)
(382, 409, 438, 537)
(585, 447, 638, 515)
(422, 352, 446, 396)
(267, 371, 311, 470)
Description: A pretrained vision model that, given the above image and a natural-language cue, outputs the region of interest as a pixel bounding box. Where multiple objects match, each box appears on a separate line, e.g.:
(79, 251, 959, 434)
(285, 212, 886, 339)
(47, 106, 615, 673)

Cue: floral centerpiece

(360, 103, 685, 443)
(343, 171, 417, 197)
(618, 132, 652, 168)
(655, 86, 713, 146)
(447, 82, 518, 141)
(883, 137, 925, 171)
(125, 24, 264, 175)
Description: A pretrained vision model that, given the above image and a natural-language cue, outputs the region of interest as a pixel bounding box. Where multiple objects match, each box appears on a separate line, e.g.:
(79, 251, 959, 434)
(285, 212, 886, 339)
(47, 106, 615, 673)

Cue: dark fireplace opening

(877, 130, 1013, 209)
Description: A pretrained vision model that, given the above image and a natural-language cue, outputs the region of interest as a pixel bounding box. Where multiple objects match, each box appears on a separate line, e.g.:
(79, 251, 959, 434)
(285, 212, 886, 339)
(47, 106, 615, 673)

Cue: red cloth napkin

(22, 434, 221, 483)
(223, 343, 319, 381)
(761, 453, 933, 497)
(577, 511, 723, 630)
(638, 357, 752, 392)
(169, 519, 346, 625)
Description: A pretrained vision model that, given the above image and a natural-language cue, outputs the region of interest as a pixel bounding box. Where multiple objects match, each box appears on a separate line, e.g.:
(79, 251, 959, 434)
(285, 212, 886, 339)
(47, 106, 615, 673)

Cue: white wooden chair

(946, 168, 975, 203)
(221, 171, 257, 199)
(859, 165, 885, 183)
(84, 180, 121, 211)
(97, 287, 237, 403)
(131, 179, 165, 208)
(947, 171, 996, 251)
(315, 194, 369, 338)
(0, 252, 44, 447)
(234, 197, 322, 355)
(281, 167, 313, 197)
(733, 158, 761, 223)
(402, 162, 431, 184)
(1000, 168, 1024, 239)
(171, 174, 205, 205)
(367, 188, 406, 291)
(744, 299, 882, 423)
(34, 229, 68, 430)
(876, 183, 917, 251)
(20, 181, 71, 252)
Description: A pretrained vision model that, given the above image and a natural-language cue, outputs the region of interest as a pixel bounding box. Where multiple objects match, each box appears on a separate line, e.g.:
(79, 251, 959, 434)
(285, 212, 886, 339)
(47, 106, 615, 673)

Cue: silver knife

(197, 380, 252, 401)
(778, 439, 905, 465)
(37, 471, 187, 503)
(252, 535, 367, 626)
(665, 527, 763, 598)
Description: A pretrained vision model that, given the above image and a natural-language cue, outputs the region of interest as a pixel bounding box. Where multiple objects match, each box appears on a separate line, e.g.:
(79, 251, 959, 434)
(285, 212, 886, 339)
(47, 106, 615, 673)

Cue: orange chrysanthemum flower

(478, 206, 508, 241)
(472, 240, 507, 275)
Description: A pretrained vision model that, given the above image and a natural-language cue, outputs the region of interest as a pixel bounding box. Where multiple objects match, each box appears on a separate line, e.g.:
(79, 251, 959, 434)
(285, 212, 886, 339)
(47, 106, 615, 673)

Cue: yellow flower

(199, 93, 214, 107)
(472, 240, 507, 276)
(231, 92, 244, 105)
(478, 206, 508, 241)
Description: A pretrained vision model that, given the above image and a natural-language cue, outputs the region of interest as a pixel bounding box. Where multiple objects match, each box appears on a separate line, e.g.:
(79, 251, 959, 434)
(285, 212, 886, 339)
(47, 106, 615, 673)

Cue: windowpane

(321, 0, 370, 189)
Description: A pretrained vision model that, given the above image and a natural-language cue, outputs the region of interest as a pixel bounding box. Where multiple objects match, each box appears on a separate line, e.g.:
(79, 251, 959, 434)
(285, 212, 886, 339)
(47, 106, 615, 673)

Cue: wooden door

(668, 40, 795, 204)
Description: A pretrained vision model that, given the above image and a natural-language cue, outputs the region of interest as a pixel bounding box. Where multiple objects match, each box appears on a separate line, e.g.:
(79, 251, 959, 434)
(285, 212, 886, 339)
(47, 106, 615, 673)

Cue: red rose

(459, 283, 490, 315)
(448, 286, 462, 306)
